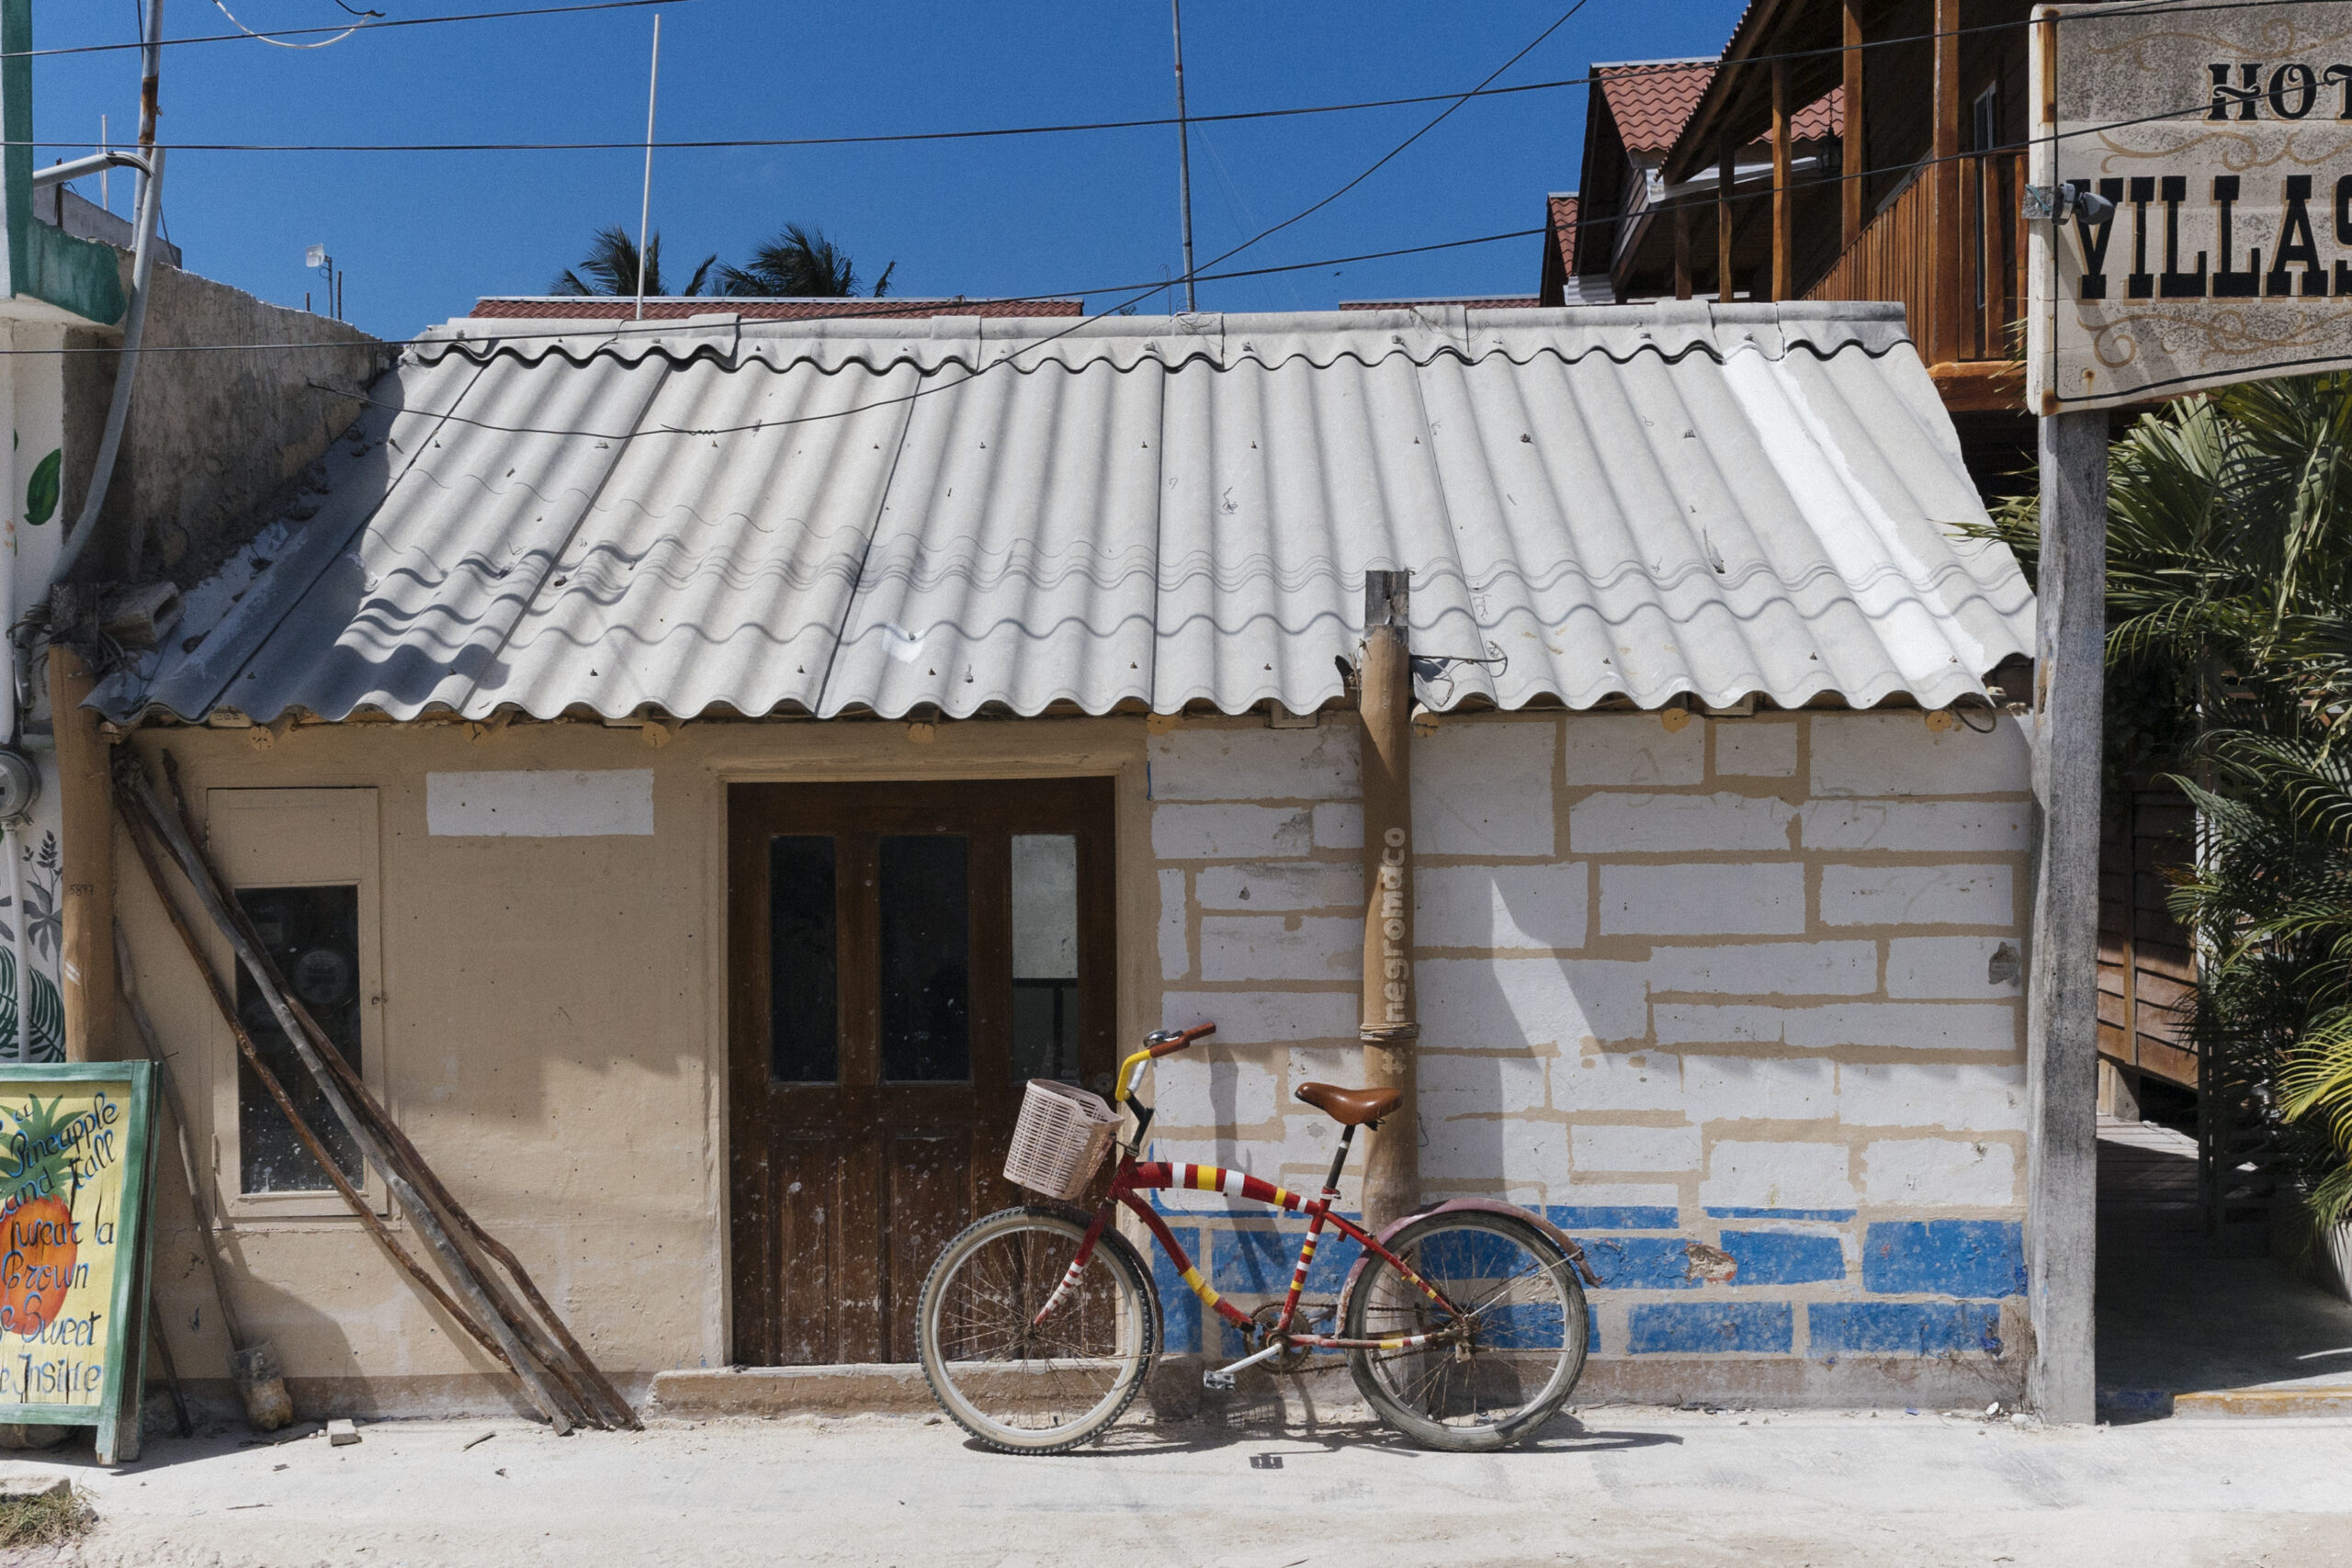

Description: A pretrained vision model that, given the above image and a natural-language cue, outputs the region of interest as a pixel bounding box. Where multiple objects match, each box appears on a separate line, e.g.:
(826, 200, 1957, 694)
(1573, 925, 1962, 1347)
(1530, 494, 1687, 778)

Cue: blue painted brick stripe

(1151, 1225, 1204, 1353)
(1809, 1302, 2004, 1357)
(1705, 1206, 1859, 1223)
(1545, 1205, 1682, 1231)
(1720, 1230, 1845, 1285)
(1577, 1235, 1702, 1290)
(1627, 1302, 1793, 1354)
(1861, 1221, 2026, 1299)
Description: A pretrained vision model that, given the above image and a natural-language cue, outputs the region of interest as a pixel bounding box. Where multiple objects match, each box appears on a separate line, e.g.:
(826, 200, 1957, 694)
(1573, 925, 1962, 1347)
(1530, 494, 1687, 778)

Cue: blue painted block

(1705, 1205, 1859, 1223)
(1808, 1302, 2003, 1357)
(1626, 1301, 1792, 1354)
(1575, 1235, 1702, 1290)
(1150, 1225, 1203, 1353)
(1721, 1231, 1845, 1285)
(1546, 1204, 1682, 1231)
(1861, 1221, 2026, 1299)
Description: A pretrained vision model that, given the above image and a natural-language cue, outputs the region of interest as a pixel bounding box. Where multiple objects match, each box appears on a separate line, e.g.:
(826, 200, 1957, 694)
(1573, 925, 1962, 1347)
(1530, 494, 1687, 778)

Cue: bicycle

(917, 1021, 1597, 1454)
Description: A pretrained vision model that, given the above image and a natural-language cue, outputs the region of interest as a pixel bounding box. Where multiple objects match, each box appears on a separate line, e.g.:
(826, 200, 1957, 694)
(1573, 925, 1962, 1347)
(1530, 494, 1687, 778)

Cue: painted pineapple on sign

(0, 832, 66, 1062)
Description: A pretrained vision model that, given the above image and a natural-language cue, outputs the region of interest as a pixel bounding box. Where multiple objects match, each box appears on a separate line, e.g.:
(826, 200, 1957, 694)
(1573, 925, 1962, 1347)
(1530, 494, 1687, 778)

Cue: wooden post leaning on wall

(1357, 571, 1419, 1234)
(2027, 409, 2108, 1427)
(1841, 0, 1865, 249)
(1928, 0, 1963, 366)
(1770, 56, 1794, 302)
(1717, 131, 1737, 302)
(51, 645, 116, 1061)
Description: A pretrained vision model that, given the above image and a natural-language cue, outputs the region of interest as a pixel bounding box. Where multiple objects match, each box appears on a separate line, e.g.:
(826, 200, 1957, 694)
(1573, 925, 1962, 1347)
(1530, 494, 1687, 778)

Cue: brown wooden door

(727, 778, 1116, 1365)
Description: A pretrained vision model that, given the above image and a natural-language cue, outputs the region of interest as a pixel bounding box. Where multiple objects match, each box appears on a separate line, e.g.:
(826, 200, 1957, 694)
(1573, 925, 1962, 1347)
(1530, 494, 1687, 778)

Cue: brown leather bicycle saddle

(1295, 1082, 1404, 1127)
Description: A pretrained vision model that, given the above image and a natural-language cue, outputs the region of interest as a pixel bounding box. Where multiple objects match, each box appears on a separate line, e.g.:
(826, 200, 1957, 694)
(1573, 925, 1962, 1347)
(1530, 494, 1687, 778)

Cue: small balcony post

(1674, 202, 1692, 300)
(1771, 57, 1793, 301)
(1929, 0, 1963, 364)
(1717, 130, 1736, 302)
(1841, 0, 1865, 249)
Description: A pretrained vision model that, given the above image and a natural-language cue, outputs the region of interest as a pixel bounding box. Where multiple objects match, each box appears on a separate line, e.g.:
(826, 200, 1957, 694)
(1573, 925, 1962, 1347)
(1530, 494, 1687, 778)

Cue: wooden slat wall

(2098, 782, 2198, 1089)
(1803, 150, 2025, 364)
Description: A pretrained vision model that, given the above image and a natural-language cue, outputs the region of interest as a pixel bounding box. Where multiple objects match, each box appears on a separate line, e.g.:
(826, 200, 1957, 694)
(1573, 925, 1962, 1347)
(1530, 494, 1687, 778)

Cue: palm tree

(717, 222, 895, 299)
(1985, 374, 2352, 1231)
(551, 223, 717, 299)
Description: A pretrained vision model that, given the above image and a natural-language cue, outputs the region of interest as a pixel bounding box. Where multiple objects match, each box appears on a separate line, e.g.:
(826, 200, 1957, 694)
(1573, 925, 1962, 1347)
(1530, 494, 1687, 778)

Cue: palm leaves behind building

(551, 223, 718, 299)
(718, 222, 895, 299)
(1987, 374, 2352, 1229)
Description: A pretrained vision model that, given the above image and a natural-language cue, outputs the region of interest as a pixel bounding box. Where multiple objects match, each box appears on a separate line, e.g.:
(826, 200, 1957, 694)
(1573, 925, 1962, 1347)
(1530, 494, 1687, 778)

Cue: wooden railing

(1803, 151, 2026, 366)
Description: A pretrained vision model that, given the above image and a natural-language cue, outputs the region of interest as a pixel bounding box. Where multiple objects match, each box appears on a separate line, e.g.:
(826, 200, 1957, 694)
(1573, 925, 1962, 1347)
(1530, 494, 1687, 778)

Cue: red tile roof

(1596, 61, 1718, 153)
(1548, 193, 1578, 280)
(1337, 297, 1542, 310)
(468, 297, 1085, 321)
(1597, 60, 1841, 153)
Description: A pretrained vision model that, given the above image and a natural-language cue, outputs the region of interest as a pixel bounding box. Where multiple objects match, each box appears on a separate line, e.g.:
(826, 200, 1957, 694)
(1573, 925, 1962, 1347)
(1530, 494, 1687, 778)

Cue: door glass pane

(234, 886, 364, 1193)
(878, 835, 969, 1082)
(769, 836, 839, 1083)
(1010, 833, 1080, 1081)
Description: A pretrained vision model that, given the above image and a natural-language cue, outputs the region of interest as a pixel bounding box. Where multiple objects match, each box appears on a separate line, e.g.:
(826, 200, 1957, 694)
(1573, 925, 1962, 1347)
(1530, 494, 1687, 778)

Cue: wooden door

(727, 778, 1116, 1365)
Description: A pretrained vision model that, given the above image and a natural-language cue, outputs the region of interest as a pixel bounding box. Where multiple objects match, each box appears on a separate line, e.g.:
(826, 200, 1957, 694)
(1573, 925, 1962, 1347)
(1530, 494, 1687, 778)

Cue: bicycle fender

(1339, 1199, 1601, 1303)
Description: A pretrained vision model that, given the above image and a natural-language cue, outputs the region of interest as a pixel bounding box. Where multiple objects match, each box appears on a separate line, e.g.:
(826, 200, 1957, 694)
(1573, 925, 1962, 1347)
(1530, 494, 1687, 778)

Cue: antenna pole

(100, 114, 108, 213)
(635, 13, 662, 321)
(1170, 0, 1196, 313)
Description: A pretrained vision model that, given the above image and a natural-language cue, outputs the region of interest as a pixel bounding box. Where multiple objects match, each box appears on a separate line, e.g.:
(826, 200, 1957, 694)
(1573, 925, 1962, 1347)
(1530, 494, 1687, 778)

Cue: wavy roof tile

(96, 303, 2030, 727)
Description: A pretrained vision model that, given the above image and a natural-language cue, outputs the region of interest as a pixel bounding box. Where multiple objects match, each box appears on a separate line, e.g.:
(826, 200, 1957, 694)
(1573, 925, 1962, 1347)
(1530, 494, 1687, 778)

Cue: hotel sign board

(2031, 3, 2352, 410)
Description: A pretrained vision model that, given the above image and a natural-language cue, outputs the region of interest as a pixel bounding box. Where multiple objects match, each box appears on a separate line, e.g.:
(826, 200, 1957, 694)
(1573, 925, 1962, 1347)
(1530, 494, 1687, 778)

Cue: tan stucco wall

(124, 715, 1152, 1415)
(120, 705, 2030, 1416)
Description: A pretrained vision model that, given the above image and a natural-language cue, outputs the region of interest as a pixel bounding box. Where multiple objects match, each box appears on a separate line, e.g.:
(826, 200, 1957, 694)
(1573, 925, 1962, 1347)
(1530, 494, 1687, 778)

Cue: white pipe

(634, 14, 661, 321)
(31, 149, 148, 190)
(6, 829, 28, 1060)
(46, 141, 165, 589)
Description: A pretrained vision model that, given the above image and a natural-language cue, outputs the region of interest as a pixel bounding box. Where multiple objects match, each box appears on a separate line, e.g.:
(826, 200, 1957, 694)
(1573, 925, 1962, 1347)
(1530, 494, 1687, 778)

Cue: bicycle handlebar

(1116, 1022, 1217, 1106)
(1148, 1023, 1217, 1058)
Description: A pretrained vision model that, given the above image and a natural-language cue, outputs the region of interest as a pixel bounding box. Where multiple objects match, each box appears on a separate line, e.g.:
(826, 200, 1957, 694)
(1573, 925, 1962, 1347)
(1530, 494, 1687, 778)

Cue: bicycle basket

(1003, 1078, 1119, 1200)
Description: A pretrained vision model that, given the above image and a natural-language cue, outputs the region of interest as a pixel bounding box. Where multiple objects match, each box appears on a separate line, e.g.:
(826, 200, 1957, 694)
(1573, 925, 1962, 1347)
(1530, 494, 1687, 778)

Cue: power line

(4, 0, 693, 58)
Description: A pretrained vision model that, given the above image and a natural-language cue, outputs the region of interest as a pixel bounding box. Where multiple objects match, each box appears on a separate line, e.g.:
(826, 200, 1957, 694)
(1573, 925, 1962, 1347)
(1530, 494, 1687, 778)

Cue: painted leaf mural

(22, 449, 59, 528)
(0, 952, 66, 1064)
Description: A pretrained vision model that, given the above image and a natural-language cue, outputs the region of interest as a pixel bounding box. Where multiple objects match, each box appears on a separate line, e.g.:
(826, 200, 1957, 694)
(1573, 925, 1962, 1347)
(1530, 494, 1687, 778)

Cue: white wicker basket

(1003, 1078, 1119, 1200)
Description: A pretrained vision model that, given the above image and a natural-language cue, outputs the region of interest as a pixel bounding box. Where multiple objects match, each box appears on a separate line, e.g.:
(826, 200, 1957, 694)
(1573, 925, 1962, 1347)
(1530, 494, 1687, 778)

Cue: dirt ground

(2, 1404, 2346, 1568)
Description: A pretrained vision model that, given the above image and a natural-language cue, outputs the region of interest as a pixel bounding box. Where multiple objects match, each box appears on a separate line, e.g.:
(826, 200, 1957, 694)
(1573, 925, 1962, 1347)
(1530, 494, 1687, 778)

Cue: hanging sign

(0, 1062, 153, 1461)
(2030, 2, 2352, 411)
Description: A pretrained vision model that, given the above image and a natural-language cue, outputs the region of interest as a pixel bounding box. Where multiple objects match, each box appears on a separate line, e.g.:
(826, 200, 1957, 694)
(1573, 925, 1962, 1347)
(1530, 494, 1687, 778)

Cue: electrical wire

(210, 0, 368, 50)
(6, 0, 694, 58)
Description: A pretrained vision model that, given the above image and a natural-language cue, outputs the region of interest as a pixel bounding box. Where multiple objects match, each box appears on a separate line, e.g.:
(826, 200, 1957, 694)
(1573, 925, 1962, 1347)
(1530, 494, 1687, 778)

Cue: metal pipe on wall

(1357, 570, 1418, 1232)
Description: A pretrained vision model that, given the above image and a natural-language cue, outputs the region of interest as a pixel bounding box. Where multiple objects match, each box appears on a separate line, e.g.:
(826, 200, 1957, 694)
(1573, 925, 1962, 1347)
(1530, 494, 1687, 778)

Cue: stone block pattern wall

(1144, 711, 2030, 1395)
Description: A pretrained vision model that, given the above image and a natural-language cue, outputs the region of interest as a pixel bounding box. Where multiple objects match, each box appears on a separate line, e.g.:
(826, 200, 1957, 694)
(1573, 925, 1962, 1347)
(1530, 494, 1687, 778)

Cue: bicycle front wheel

(1343, 1208, 1588, 1451)
(917, 1204, 1156, 1454)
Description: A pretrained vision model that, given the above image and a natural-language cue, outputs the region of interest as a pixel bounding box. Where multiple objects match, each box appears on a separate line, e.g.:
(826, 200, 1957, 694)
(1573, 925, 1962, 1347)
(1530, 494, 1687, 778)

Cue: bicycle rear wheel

(1343, 1208, 1587, 1451)
(917, 1204, 1156, 1454)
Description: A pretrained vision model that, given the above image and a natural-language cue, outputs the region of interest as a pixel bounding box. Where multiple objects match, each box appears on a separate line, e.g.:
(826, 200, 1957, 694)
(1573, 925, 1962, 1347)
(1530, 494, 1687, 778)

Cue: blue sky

(30, 0, 1746, 339)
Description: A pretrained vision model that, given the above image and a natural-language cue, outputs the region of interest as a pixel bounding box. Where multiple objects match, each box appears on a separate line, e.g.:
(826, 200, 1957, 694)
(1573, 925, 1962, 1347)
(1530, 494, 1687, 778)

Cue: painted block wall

(1147, 710, 2030, 1399)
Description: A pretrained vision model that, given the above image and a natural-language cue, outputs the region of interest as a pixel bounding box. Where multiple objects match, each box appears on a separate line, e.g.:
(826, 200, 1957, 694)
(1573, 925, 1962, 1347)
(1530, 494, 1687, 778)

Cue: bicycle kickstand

(1204, 1337, 1290, 1392)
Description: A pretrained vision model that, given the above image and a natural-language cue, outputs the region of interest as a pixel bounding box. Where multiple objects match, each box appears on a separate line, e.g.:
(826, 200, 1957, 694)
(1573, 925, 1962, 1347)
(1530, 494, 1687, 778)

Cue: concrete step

(2172, 1386, 2352, 1419)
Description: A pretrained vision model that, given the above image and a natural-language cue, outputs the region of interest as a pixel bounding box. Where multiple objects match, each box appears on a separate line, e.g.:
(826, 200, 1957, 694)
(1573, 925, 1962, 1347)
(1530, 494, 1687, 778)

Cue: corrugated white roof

(100, 302, 2032, 725)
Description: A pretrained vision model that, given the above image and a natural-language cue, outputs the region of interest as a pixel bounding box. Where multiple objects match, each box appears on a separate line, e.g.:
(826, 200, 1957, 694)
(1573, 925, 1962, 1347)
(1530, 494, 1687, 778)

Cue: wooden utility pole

(2026, 411, 2106, 1427)
(1357, 571, 1417, 1233)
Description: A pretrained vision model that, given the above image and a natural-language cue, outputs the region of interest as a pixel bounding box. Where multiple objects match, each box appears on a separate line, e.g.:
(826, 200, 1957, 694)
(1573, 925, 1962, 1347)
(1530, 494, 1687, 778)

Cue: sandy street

(3, 1405, 2346, 1567)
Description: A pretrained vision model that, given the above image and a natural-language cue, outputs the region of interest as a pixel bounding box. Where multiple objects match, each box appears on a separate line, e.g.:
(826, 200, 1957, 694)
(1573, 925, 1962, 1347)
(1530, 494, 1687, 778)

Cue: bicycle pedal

(1203, 1369, 1238, 1392)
